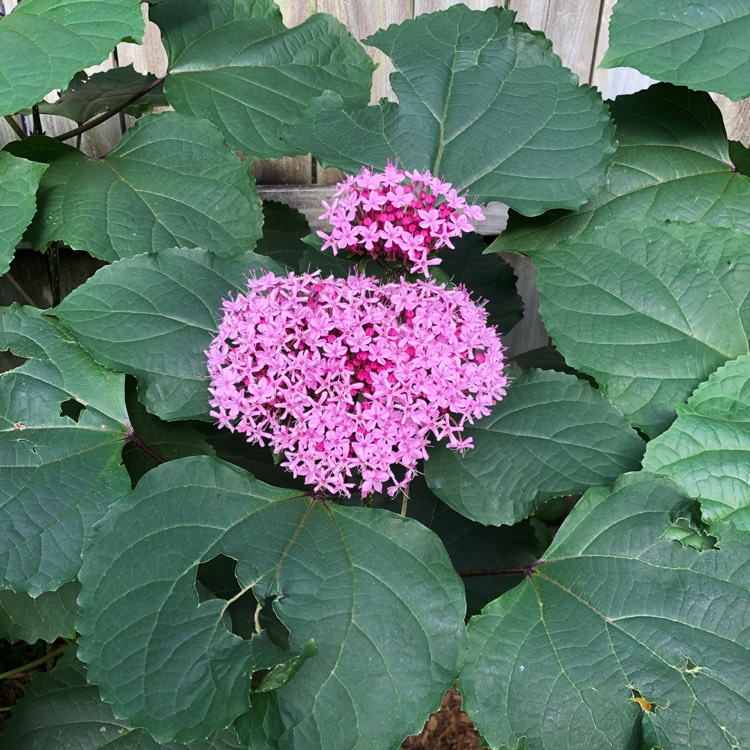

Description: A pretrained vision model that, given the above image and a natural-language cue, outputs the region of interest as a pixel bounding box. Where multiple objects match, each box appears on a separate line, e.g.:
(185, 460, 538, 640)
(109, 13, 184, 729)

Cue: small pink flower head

(316, 162, 486, 276)
(207, 271, 507, 498)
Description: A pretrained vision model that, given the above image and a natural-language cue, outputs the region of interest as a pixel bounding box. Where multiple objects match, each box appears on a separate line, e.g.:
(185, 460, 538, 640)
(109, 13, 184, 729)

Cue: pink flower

(207, 271, 507, 498)
(317, 163, 485, 276)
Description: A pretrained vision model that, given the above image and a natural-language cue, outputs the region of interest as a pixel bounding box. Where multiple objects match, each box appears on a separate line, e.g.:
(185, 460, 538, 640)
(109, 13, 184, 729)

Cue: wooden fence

(2, 0, 750, 355)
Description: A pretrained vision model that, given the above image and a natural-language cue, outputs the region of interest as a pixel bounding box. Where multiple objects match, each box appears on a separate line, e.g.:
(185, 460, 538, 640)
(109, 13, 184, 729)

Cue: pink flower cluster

(207, 271, 507, 498)
(317, 163, 486, 276)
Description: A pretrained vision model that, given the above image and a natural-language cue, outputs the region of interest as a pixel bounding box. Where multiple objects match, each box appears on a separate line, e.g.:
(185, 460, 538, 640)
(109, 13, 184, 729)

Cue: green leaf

(122, 377, 216, 484)
(152, 0, 375, 158)
(2, 650, 245, 749)
(460, 472, 750, 750)
(424, 369, 645, 526)
(0, 150, 47, 276)
(491, 84, 750, 252)
(285, 5, 616, 214)
(529, 220, 750, 437)
(0, 0, 144, 115)
(0, 305, 130, 595)
(601, 0, 750, 101)
(34, 65, 166, 122)
(0, 581, 79, 642)
(51, 247, 282, 422)
(77, 456, 466, 746)
(254, 201, 310, 271)
(438, 234, 523, 333)
(643, 354, 750, 535)
(5, 112, 263, 261)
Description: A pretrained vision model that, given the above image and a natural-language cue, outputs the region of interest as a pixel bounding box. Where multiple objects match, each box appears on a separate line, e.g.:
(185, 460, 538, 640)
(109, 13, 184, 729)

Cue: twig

(0, 645, 66, 681)
(400, 484, 410, 516)
(4, 272, 39, 307)
(55, 75, 166, 142)
(3, 114, 25, 140)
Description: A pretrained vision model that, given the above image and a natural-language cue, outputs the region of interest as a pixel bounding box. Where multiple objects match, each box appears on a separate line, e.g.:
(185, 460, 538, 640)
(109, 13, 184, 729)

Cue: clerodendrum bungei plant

(1, 0, 749, 748)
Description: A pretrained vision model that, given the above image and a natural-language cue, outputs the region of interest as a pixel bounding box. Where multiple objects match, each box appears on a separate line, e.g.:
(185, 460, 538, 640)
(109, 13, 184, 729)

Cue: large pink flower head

(317, 163, 485, 276)
(207, 271, 507, 498)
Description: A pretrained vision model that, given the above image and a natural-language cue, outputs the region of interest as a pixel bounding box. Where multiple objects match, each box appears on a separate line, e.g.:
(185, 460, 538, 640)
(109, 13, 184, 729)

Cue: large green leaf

(34, 65, 166, 122)
(491, 85, 750, 252)
(285, 5, 615, 214)
(5, 112, 263, 261)
(0, 581, 79, 642)
(460, 472, 750, 750)
(2, 650, 244, 750)
(529, 220, 750, 436)
(0, 150, 47, 275)
(424, 369, 645, 525)
(644, 355, 750, 535)
(51, 247, 282, 422)
(77, 456, 467, 746)
(151, 0, 374, 159)
(0, 305, 130, 595)
(0, 0, 144, 115)
(601, 0, 750, 101)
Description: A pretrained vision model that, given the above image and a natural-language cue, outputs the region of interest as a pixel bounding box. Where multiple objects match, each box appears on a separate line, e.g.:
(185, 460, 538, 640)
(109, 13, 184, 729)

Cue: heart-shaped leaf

(0, 581, 79, 642)
(528, 220, 750, 436)
(644, 354, 750, 535)
(285, 5, 615, 214)
(460, 472, 750, 750)
(77, 456, 467, 746)
(491, 84, 750, 252)
(151, 0, 374, 158)
(0, 150, 47, 275)
(51, 247, 282, 422)
(0, 0, 144, 115)
(0, 305, 130, 595)
(601, 0, 750, 101)
(2, 650, 244, 749)
(5, 112, 263, 261)
(425, 369, 645, 525)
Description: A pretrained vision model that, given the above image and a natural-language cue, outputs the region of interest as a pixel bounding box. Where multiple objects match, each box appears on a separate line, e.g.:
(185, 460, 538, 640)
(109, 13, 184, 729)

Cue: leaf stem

(4, 272, 39, 307)
(458, 562, 540, 578)
(54, 75, 166, 143)
(0, 645, 66, 681)
(124, 422, 167, 465)
(3, 114, 25, 140)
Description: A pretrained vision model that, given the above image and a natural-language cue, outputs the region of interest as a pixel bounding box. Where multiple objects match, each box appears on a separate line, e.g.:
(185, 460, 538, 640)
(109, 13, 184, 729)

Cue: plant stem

(0, 645, 66, 681)
(55, 75, 166, 143)
(4, 272, 39, 307)
(400, 484, 410, 516)
(3, 114, 25, 140)
(458, 562, 540, 578)
(124, 422, 167, 465)
(31, 104, 43, 135)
